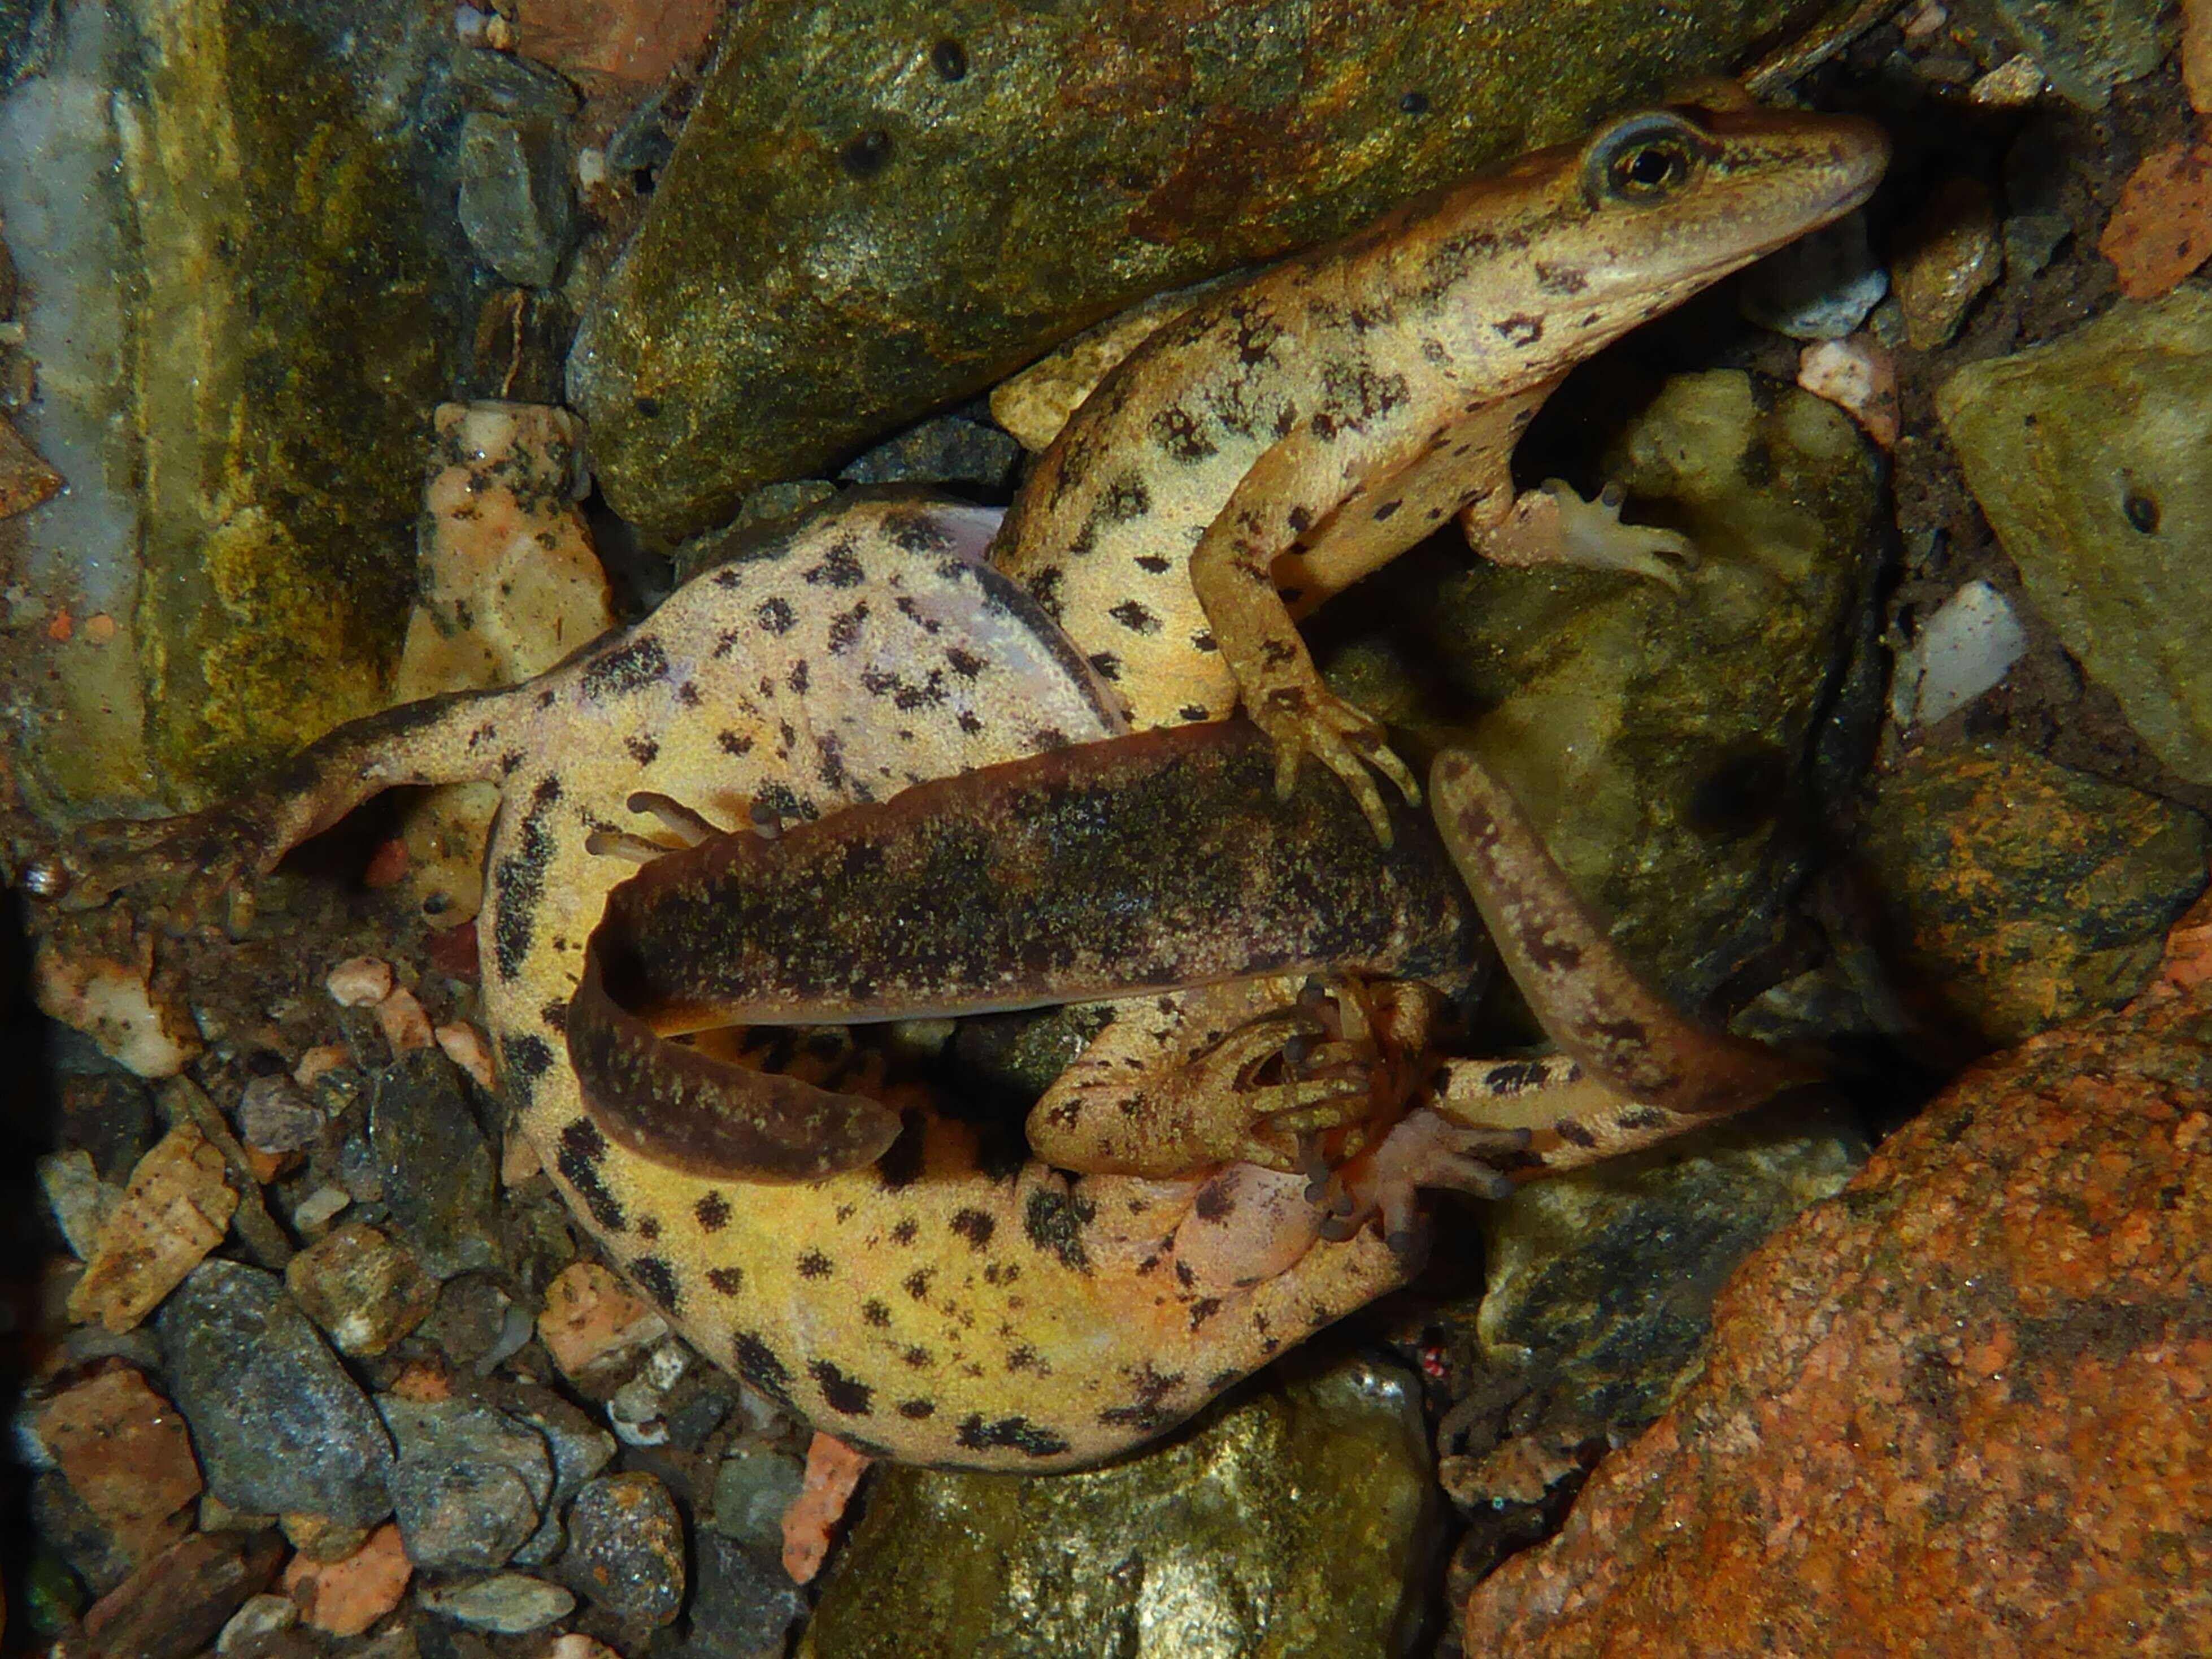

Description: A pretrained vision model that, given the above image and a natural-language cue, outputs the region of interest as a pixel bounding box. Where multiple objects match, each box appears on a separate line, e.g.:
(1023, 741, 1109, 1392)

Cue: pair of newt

(59, 98, 1885, 1469)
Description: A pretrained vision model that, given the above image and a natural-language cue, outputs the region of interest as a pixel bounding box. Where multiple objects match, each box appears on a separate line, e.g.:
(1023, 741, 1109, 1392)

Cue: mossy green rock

(1860, 743, 2209, 1045)
(571, 0, 1828, 535)
(1937, 289, 2212, 789)
(126, 0, 463, 802)
(804, 1355, 1437, 1659)
(1345, 371, 1885, 1009)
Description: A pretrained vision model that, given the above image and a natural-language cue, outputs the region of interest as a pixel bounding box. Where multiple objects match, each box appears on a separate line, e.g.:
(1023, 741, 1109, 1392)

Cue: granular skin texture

(1463, 887, 2212, 1658)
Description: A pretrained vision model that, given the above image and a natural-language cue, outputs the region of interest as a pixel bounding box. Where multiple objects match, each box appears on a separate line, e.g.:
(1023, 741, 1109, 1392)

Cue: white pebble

(1894, 580, 2031, 728)
(325, 956, 395, 1008)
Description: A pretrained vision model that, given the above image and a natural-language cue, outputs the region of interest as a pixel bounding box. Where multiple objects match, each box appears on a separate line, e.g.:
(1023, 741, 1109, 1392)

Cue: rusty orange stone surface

(1462, 886, 2212, 1658)
(35, 1366, 202, 1565)
(2099, 141, 2212, 300)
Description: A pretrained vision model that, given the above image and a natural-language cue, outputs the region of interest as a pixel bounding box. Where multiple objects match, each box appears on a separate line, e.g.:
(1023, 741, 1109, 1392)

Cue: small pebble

(547, 1636, 622, 1659)
(326, 957, 396, 1009)
(1797, 335, 1899, 448)
(236, 1075, 324, 1156)
(1968, 53, 2045, 105)
(34, 1365, 203, 1563)
(1895, 177, 2002, 348)
(280, 1521, 412, 1636)
(419, 1571, 576, 1633)
(214, 1591, 298, 1655)
(537, 1262, 668, 1382)
(375, 986, 435, 1054)
(1893, 580, 2030, 729)
(782, 1432, 871, 1585)
(291, 1185, 353, 1233)
(1735, 212, 1888, 340)
(285, 1224, 439, 1356)
(2098, 142, 2212, 301)
(33, 944, 200, 1078)
(710, 1446, 805, 1556)
(67, 1122, 239, 1334)
(434, 1022, 497, 1089)
(38, 1149, 119, 1260)
(369, 1050, 501, 1279)
(566, 1471, 686, 1625)
(293, 1044, 353, 1086)
(380, 1396, 554, 1569)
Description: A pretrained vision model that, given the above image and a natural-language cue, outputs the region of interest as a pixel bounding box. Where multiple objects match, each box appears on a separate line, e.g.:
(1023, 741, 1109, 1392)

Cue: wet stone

(450, 45, 579, 118)
(236, 1075, 323, 1156)
(837, 413, 1023, 492)
(660, 1371, 736, 1452)
(1735, 211, 1887, 340)
(32, 1469, 133, 1599)
(33, 1364, 202, 1566)
(285, 1223, 438, 1357)
(379, 1396, 555, 1570)
(158, 1261, 394, 1528)
(1937, 288, 2212, 785)
(369, 1050, 501, 1280)
(418, 1572, 576, 1634)
(80, 1531, 284, 1659)
(420, 1273, 515, 1370)
(1956, 0, 2165, 107)
(564, 1471, 685, 1627)
(707, 1445, 803, 1558)
(809, 1354, 1437, 1658)
(1894, 176, 2001, 349)
(673, 1531, 806, 1659)
(1860, 744, 2209, 1045)
(503, 1386, 616, 1567)
(457, 110, 574, 289)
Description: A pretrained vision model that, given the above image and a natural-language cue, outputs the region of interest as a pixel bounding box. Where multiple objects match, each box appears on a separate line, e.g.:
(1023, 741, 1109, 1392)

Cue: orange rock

(324, 956, 394, 1008)
(1797, 333, 1898, 448)
(537, 1260, 668, 1382)
(283, 1522, 412, 1636)
(1462, 907, 2212, 1656)
(2099, 141, 2212, 301)
(434, 1021, 497, 1089)
(35, 1366, 202, 1562)
(781, 1432, 872, 1584)
(0, 411, 62, 516)
(2186, 0, 2212, 113)
(293, 1044, 353, 1086)
(67, 1122, 240, 1332)
(84, 611, 118, 644)
(517, 0, 719, 85)
(373, 985, 434, 1054)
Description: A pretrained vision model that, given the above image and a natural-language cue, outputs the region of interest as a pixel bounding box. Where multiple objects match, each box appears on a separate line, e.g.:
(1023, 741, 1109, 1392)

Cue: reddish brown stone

(1463, 891, 2212, 1657)
(2100, 142, 2212, 301)
(35, 1366, 202, 1565)
(81, 1531, 283, 1659)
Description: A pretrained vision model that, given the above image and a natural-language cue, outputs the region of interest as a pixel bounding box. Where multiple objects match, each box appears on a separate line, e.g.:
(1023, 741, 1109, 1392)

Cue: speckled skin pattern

(992, 104, 1887, 833)
(66, 105, 1889, 1470)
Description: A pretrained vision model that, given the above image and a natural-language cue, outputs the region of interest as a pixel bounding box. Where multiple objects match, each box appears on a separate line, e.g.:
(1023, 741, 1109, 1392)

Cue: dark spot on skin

(1174, 1261, 1196, 1287)
(811, 1359, 873, 1416)
(1287, 505, 1311, 533)
(557, 1118, 626, 1231)
(1088, 652, 1122, 682)
(538, 1001, 568, 1033)
(636, 1217, 661, 1242)
(1533, 261, 1589, 296)
(677, 680, 703, 707)
(1022, 1187, 1094, 1272)
(1554, 1119, 1599, 1149)
(957, 711, 984, 735)
(503, 1032, 553, 1086)
(1492, 313, 1544, 345)
(1176, 703, 1210, 721)
(862, 1299, 891, 1328)
(890, 1217, 920, 1246)
(580, 637, 670, 701)
(797, 1249, 835, 1279)
(1006, 1344, 1044, 1374)
(816, 733, 845, 790)
(903, 1267, 935, 1302)
(1190, 630, 1218, 653)
(1192, 1180, 1235, 1223)
(1135, 554, 1171, 574)
(805, 541, 868, 588)
(707, 1266, 744, 1296)
(930, 37, 966, 79)
(1616, 1106, 1671, 1131)
(1150, 404, 1216, 463)
(1372, 498, 1402, 521)
(955, 1415, 1071, 1459)
(537, 688, 558, 708)
(827, 602, 869, 654)
(903, 1347, 932, 1369)
(1187, 1297, 1223, 1330)
(695, 1192, 732, 1231)
(624, 735, 659, 766)
(715, 730, 754, 758)
(899, 1397, 937, 1419)
(1108, 599, 1159, 634)
(945, 645, 985, 678)
(950, 1209, 996, 1250)
(490, 780, 562, 979)
(1025, 567, 1065, 623)
(1099, 472, 1151, 522)
(1484, 1059, 1551, 1094)
(1097, 1361, 1185, 1429)
(2124, 490, 2159, 533)
(629, 1255, 679, 1310)
(840, 128, 892, 179)
(788, 658, 810, 695)
(732, 1333, 794, 1406)
(755, 596, 796, 635)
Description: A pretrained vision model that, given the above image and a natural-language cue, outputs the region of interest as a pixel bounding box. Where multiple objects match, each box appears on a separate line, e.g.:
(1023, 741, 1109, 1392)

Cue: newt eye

(1583, 112, 1709, 205)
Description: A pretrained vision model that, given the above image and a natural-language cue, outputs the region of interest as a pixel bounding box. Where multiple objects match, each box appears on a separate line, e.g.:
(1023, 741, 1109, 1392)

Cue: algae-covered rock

(805, 1354, 1439, 1659)
(1366, 371, 1886, 1008)
(571, 0, 1829, 535)
(1859, 742, 2209, 1045)
(1937, 289, 2212, 789)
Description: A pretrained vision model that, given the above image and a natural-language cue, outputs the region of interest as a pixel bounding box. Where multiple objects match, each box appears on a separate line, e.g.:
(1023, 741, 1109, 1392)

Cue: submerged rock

(569, 0, 1823, 533)
(808, 1353, 1439, 1658)
(1937, 289, 2212, 786)
(1462, 900, 2212, 1655)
